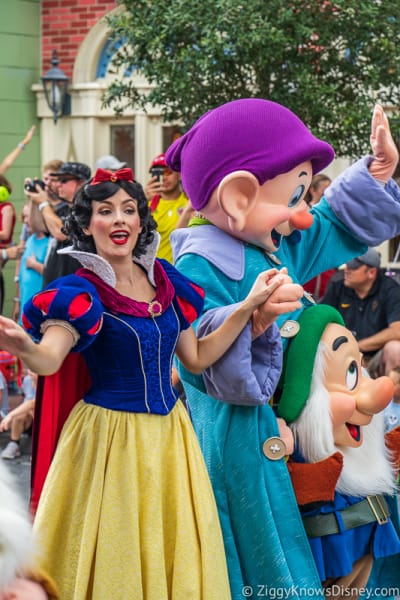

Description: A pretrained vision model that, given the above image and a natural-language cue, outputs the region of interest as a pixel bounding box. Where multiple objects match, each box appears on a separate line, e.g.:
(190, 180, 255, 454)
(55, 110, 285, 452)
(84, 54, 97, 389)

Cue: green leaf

(103, 0, 400, 157)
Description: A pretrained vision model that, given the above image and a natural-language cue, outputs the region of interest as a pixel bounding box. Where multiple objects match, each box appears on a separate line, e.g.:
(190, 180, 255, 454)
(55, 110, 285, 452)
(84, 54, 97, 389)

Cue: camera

(24, 178, 46, 193)
(149, 167, 165, 182)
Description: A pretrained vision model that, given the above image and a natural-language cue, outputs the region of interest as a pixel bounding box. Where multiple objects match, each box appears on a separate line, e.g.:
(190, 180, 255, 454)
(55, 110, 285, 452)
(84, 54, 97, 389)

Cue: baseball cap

(346, 248, 381, 269)
(94, 155, 127, 170)
(149, 153, 167, 171)
(50, 161, 91, 181)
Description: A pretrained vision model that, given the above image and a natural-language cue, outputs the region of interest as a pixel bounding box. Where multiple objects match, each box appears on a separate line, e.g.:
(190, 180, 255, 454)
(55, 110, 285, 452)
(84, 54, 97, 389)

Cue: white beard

(291, 342, 397, 498)
(0, 461, 34, 590)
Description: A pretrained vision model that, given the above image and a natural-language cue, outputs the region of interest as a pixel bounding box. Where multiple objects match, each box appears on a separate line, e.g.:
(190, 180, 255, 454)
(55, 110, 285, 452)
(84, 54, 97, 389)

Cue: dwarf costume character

(167, 98, 400, 598)
(277, 304, 400, 598)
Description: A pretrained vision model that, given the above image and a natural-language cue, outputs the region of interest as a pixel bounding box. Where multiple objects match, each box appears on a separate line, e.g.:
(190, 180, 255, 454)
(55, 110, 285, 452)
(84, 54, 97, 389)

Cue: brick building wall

(42, 0, 117, 77)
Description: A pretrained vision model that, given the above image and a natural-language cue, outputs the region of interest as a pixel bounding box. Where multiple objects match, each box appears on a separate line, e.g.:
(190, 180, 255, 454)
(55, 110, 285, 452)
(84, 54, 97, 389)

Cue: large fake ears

(217, 171, 259, 232)
(0, 186, 10, 202)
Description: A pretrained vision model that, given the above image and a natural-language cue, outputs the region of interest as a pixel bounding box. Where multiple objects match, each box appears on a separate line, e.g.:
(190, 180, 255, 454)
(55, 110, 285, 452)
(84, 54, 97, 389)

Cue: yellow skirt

(34, 400, 231, 600)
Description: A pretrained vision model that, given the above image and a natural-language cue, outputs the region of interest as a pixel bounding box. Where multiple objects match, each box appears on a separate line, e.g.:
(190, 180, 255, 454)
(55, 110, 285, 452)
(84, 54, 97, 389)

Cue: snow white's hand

(0, 316, 33, 357)
(369, 104, 398, 183)
(250, 269, 303, 337)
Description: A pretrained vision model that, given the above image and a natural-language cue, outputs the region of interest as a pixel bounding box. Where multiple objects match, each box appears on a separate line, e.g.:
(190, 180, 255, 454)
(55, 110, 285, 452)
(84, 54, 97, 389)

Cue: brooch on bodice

(148, 300, 162, 317)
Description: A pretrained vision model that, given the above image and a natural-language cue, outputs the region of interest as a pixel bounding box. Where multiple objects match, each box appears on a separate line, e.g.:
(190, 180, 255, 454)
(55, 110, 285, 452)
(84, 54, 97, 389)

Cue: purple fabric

(325, 157, 400, 245)
(77, 260, 175, 317)
(171, 225, 245, 280)
(166, 98, 334, 210)
(196, 304, 283, 406)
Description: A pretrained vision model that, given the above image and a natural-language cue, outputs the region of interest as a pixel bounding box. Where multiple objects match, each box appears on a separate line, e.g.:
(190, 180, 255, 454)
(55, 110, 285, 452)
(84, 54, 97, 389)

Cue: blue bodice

(82, 304, 183, 414)
(22, 266, 198, 415)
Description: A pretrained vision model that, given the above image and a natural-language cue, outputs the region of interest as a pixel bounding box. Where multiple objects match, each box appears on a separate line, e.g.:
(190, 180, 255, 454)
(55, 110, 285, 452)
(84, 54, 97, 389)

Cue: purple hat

(165, 98, 334, 210)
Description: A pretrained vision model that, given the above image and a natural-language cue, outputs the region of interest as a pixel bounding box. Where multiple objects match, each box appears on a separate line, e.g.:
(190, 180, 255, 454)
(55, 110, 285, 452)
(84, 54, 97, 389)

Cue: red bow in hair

(91, 168, 134, 185)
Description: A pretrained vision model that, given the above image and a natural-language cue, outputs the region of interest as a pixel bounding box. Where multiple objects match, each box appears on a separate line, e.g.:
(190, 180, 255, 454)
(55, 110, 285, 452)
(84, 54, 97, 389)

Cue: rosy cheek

(329, 392, 356, 427)
(90, 217, 109, 234)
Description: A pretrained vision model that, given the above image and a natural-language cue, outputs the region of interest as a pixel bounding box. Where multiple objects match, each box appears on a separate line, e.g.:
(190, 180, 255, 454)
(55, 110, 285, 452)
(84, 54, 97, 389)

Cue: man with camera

(145, 153, 193, 263)
(25, 161, 91, 287)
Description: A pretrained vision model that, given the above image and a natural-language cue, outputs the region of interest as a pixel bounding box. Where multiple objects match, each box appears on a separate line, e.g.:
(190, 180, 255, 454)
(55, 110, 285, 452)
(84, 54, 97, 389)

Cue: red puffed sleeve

(22, 274, 103, 352)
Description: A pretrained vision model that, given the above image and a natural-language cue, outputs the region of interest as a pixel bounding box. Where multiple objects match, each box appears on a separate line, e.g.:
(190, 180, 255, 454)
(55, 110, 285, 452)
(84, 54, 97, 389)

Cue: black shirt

(321, 270, 400, 358)
(42, 202, 80, 288)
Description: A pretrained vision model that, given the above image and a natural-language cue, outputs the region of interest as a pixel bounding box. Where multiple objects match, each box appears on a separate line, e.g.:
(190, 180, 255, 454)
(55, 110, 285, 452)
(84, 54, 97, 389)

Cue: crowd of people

(0, 100, 399, 600)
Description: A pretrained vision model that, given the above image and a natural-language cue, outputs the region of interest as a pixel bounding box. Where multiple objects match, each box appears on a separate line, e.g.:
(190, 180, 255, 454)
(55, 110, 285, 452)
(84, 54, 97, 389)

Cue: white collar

(57, 232, 160, 287)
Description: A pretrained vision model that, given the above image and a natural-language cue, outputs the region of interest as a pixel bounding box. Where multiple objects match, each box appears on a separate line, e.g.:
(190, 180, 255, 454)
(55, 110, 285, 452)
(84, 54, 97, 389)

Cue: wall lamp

(41, 49, 71, 124)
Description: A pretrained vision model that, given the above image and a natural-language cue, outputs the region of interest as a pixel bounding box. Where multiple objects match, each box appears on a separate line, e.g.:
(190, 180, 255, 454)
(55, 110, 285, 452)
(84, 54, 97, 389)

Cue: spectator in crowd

(19, 200, 31, 244)
(12, 203, 31, 321)
(0, 245, 25, 319)
(322, 248, 400, 376)
(13, 156, 63, 320)
(26, 161, 91, 287)
(0, 174, 16, 246)
(0, 368, 8, 420)
(94, 154, 127, 171)
(384, 365, 400, 432)
(145, 153, 193, 263)
(0, 125, 36, 175)
(304, 172, 332, 206)
(0, 174, 16, 313)
(0, 369, 37, 460)
(22, 159, 64, 240)
(42, 159, 64, 208)
(0, 244, 24, 270)
(0, 125, 36, 313)
(13, 202, 49, 324)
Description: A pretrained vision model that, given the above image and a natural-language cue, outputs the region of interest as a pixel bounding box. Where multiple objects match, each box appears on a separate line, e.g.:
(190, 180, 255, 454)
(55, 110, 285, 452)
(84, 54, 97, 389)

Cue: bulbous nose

(289, 209, 313, 230)
(356, 375, 394, 415)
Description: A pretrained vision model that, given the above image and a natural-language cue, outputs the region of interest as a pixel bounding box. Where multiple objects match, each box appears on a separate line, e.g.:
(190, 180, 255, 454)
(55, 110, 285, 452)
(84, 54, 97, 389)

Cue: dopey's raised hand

(369, 104, 399, 183)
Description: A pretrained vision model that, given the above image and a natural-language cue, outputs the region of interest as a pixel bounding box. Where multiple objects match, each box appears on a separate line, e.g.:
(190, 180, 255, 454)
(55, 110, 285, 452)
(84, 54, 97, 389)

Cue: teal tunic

(173, 163, 400, 599)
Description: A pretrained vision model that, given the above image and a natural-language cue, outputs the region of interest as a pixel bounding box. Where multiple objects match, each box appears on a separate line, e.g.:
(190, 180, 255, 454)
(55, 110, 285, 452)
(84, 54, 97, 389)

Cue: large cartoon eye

(288, 184, 305, 208)
(346, 360, 358, 390)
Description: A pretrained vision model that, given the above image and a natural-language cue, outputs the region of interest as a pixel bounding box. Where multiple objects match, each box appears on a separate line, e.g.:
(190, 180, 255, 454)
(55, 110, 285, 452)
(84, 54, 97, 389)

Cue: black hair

(63, 178, 156, 258)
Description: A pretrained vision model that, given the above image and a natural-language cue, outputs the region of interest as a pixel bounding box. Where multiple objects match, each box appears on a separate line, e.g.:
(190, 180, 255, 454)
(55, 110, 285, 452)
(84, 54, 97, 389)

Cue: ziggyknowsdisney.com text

(241, 586, 400, 598)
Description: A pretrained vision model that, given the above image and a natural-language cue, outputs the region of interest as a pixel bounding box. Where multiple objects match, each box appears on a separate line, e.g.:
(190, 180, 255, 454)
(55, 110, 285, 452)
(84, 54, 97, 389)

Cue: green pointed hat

(277, 304, 345, 423)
